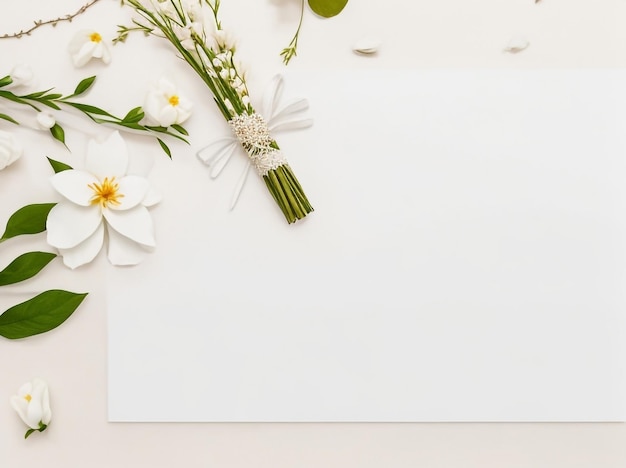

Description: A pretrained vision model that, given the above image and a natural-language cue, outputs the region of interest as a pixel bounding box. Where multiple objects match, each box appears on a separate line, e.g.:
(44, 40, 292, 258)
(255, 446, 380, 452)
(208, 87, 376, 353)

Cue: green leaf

(0, 290, 87, 339)
(171, 124, 188, 136)
(73, 76, 96, 96)
(0, 252, 57, 286)
(65, 102, 114, 117)
(0, 75, 13, 88)
(122, 106, 145, 123)
(308, 0, 348, 17)
(0, 113, 19, 125)
(46, 157, 73, 173)
(50, 123, 65, 144)
(1, 203, 56, 241)
(157, 138, 172, 158)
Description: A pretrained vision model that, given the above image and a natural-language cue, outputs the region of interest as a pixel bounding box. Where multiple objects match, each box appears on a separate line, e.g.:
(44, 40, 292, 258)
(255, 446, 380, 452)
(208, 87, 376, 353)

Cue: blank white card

(108, 70, 626, 422)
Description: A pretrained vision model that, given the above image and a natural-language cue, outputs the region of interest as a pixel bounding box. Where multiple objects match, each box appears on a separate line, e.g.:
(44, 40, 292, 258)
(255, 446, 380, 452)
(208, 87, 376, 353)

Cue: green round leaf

(0, 290, 87, 339)
(0, 251, 57, 286)
(308, 0, 348, 18)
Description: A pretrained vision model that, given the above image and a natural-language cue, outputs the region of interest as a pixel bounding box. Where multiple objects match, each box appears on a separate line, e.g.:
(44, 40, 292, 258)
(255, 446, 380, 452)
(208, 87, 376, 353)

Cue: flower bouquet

(117, 0, 313, 224)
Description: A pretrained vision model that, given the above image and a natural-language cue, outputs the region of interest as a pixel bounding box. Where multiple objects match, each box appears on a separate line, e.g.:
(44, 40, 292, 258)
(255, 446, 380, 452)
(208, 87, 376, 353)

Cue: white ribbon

(196, 74, 313, 210)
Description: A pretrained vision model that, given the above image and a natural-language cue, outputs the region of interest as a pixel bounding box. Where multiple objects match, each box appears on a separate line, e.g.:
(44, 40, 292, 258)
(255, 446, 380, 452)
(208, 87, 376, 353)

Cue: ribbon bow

(196, 74, 313, 209)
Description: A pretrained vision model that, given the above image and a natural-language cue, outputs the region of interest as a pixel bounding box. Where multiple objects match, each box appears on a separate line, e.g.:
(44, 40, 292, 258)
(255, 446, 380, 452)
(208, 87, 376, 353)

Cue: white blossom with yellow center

(68, 29, 112, 67)
(46, 131, 161, 269)
(10, 378, 51, 434)
(144, 77, 193, 127)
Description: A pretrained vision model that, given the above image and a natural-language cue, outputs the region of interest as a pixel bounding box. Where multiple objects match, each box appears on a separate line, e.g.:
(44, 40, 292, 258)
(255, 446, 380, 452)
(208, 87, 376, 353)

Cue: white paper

(108, 70, 626, 422)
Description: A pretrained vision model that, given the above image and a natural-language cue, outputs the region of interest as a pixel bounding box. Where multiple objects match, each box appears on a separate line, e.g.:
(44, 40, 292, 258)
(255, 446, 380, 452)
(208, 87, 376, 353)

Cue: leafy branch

(0, 75, 188, 156)
(0, 0, 103, 39)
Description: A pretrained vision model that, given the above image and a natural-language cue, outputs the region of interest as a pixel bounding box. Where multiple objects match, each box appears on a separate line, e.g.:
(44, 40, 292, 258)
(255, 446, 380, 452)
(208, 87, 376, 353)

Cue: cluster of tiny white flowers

(211, 50, 249, 106)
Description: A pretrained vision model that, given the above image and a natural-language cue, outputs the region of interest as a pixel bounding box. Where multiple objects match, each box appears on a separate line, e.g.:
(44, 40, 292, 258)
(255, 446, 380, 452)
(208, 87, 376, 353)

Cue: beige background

(2, 0, 626, 466)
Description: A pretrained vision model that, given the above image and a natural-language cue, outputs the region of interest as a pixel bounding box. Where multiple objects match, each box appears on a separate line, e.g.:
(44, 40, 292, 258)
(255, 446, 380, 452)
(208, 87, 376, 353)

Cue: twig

(0, 0, 102, 39)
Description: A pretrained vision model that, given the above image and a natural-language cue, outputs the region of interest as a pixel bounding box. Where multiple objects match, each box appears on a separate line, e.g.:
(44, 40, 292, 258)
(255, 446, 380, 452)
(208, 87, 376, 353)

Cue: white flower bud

(36, 112, 56, 130)
(10, 378, 51, 437)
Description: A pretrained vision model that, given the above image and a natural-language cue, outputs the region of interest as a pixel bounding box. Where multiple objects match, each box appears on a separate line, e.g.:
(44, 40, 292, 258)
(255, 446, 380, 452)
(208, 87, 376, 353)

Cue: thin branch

(0, 0, 102, 39)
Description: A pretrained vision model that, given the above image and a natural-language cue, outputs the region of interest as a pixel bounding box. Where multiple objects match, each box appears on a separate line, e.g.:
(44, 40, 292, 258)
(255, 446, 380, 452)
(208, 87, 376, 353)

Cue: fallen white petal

(504, 34, 530, 53)
(47, 203, 102, 249)
(352, 36, 381, 55)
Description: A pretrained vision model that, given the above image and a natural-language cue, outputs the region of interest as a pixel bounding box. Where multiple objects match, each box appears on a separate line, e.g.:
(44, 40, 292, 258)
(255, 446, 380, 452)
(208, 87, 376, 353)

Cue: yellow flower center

(90, 32, 102, 43)
(168, 95, 180, 107)
(24, 394, 32, 402)
(88, 177, 124, 208)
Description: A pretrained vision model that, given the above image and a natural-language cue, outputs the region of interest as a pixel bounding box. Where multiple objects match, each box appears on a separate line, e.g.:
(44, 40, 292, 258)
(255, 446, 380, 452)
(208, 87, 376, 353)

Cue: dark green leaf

(308, 0, 348, 17)
(0, 290, 87, 339)
(43, 93, 62, 100)
(0, 252, 56, 286)
(73, 76, 96, 96)
(46, 157, 73, 173)
(65, 102, 114, 117)
(171, 124, 188, 136)
(122, 106, 145, 123)
(0, 113, 19, 125)
(50, 123, 65, 144)
(0, 75, 13, 88)
(1, 203, 56, 241)
(22, 88, 54, 99)
(157, 138, 172, 158)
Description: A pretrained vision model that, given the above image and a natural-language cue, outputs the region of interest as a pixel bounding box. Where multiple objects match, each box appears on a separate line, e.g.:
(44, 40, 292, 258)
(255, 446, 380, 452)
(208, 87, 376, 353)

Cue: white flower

(68, 29, 112, 67)
(0, 130, 23, 170)
(173, 24, 195, 50)
(46, 131, 161, 269)
(36, 112, 56, 130)
(10, 378, 51, 438)
(7, 64, 34, 88)
(212, 29, 236, 51)
(144, 78, 192, 127)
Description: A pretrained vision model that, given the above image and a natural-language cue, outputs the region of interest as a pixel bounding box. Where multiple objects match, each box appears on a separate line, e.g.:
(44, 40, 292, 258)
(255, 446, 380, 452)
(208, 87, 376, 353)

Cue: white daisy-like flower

(10, 378, 52, 438)
(144, 77, 193, 127)
(46, 131, 160, 269)
(68, 29, 112, 67)
(0, 130, 23, 170)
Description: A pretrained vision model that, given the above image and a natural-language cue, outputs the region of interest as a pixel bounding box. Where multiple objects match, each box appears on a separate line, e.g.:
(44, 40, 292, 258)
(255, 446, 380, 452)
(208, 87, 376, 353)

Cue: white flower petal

(86, 131, 128, 179)
(47, 203, 102, 249)
(103, 205, 156, 247)
(142, 187, 162, 207)
(106, 225, 150, 266)
(73, 40, 99, 67)
(158, 77, 177, 96)
(113, 175, 150, 211)
(0, 130, 23, 170)
(158, 106, 178, 127)
(50, 170, 98, 206)
(10, 396, 30, 427)
(24, 399, 43, 429)
(58, 223, 105, 269)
